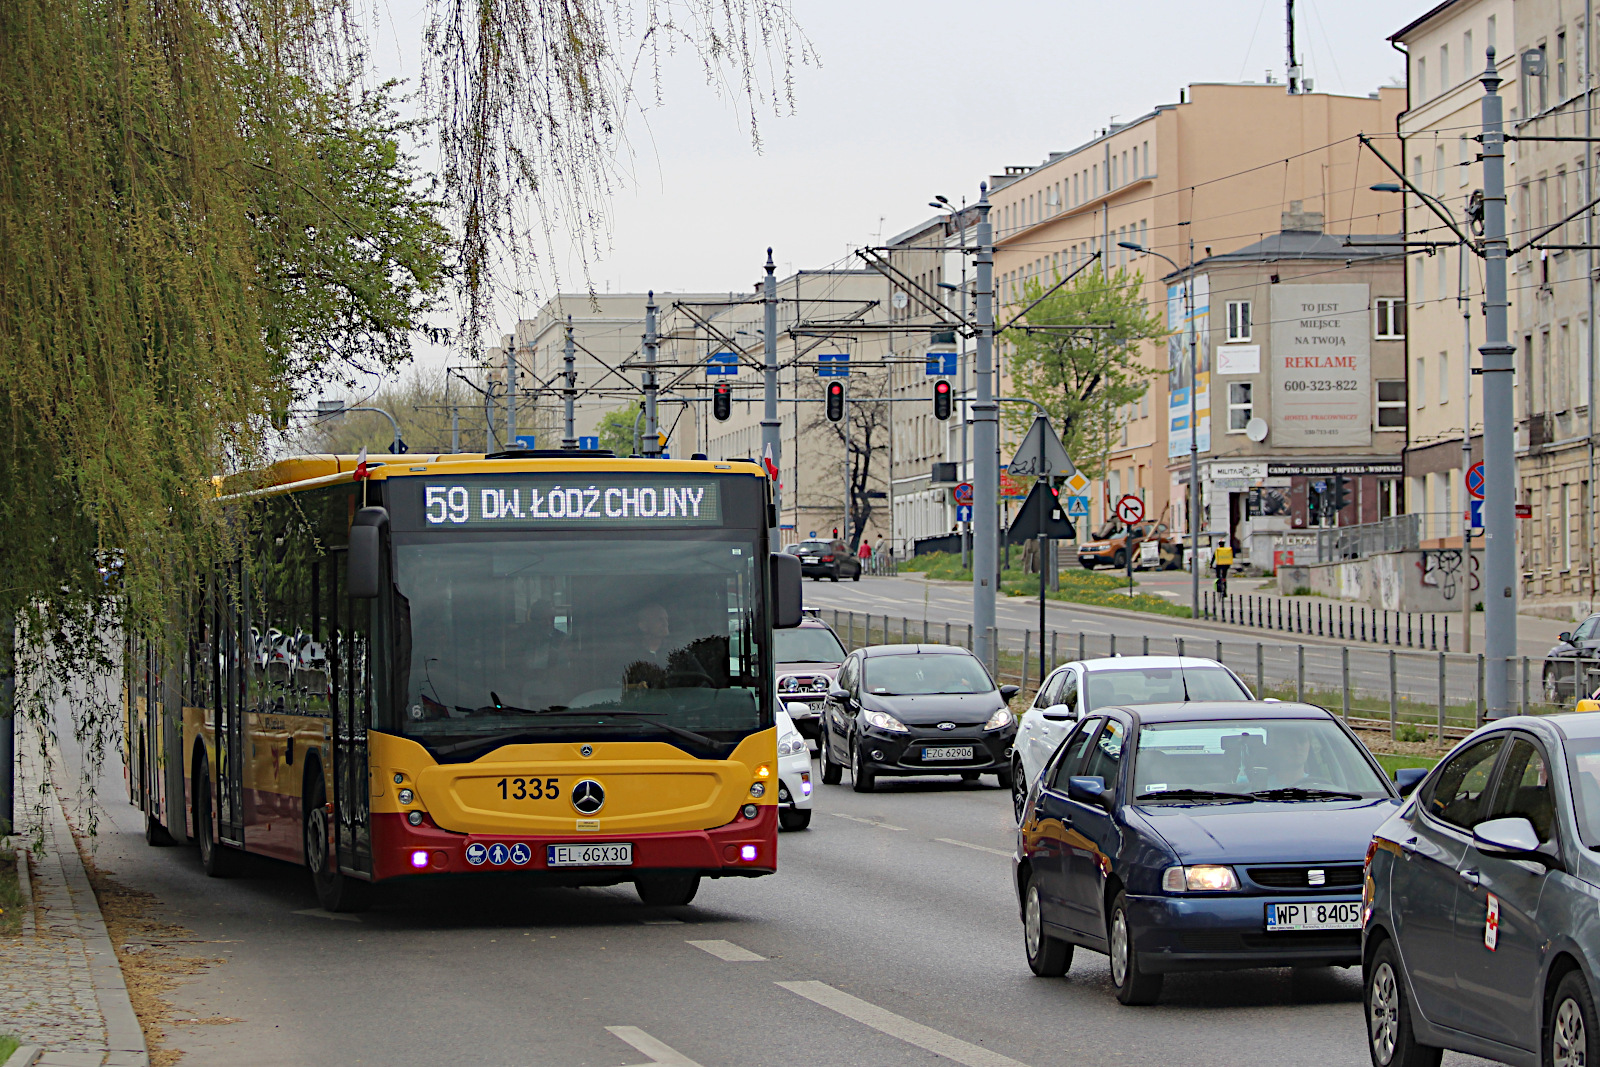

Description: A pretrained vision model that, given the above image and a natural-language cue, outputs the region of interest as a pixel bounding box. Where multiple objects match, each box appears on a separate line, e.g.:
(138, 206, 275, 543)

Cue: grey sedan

(1362, 712, 1600, 1067)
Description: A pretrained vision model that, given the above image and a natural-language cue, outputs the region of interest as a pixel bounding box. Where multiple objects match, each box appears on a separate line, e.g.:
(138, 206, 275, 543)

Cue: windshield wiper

(433, 728, 571, 756)
(1136, 788, 1254, 803)
(433, 710, 724, 757)
(1250, 787, 1363, 801)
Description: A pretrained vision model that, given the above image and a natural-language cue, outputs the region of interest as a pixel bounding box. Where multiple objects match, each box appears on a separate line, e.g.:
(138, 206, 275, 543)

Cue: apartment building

(1391, 0, 1515, 566)
(987, 82, 1404, 540)
(1509, 0, 1600, 617)
(1161, 211, 1407, 564)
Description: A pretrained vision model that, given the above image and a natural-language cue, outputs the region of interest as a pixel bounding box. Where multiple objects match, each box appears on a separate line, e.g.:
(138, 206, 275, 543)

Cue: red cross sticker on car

(1485, 893, 1500, 951)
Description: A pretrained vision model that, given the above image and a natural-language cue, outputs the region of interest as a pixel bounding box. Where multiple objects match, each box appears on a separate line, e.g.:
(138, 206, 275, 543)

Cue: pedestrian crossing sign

(1066, 495, 1089, 517)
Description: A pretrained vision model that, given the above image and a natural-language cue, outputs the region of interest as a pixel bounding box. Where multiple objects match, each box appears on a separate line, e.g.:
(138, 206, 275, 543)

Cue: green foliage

(1001, 265, 1166, 478)
(899, 553, 1191, 618)
(594, 403, 643, 456)
(295, 369, 470, 456)
(1395, 723, 1432, 744)
(0, 1035, 18, 1062)
(1375, 753, 1440, 777)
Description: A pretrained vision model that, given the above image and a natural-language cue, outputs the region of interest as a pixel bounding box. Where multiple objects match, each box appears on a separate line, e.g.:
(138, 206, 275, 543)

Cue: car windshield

(1563, 737, 1600, 849)
(774, 626, 846, 664)
(391, 535, 764, 759)
(1085, 666, 1250, 711)
(794, 541, 832, 554)
(863, 653, 992, 695)
(1133, 718, 1389, 801)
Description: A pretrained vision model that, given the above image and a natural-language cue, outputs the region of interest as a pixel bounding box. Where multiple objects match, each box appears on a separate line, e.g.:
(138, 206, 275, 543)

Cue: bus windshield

(391, 535, 765, 758)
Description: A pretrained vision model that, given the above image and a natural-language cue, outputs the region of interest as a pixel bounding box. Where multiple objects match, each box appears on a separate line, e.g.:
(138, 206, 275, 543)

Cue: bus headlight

(749, 782, 765, 798)
(742, 804, 759, 819)
(398, 788, 415, 804)
(407, 811, 424, 826)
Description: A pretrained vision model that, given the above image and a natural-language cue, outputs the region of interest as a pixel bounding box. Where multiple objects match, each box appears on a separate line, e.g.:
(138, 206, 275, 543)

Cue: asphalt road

(802, 575, 1563, 713)
(57, 719, 1500, 1067)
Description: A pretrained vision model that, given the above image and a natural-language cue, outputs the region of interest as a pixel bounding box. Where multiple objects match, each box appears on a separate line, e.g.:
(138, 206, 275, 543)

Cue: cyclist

(1212, 538, 1234, 598)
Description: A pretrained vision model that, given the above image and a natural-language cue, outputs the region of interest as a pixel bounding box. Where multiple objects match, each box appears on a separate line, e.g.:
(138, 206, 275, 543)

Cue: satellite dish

(892, 291, 909, 309)
(1245, 417, 1268, 443)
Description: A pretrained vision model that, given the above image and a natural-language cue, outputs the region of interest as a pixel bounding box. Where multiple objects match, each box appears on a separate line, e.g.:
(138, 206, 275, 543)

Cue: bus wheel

(194, 763, 238, 878)
(144, 812, 174, 847)
(635, 871, 699, 907)
(304, 777, 370, 913)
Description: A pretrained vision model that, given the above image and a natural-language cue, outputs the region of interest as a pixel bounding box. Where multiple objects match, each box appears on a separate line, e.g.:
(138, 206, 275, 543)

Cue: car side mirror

(347, 506, 389, 599)
(1067, 775, 1107, 805)
(1472, 816, 1560, 868)
(828, 687, 850, 703)
(1561, 631, 1575, 645)
(1392, 767, 1427, 797)
(770, 553, 803, 628)
(999, 684, 1021, 700)
(1042, 703, 1075, 722)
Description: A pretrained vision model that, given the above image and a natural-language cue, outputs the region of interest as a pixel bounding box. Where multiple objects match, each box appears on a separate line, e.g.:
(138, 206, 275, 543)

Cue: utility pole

(1286, 0, 1301, 94)
(1186, 235, 1201, 620)
(973, 184, 998, 667)
(1480, 48, 1517, 717)
(506, 341, 517, 446)
(563, 316, 578, 449)
(643, 292, 660, 457)
(1460, 237, 1474, 653)
(763, 250, 782, 541)
(451, 406, 460, 454)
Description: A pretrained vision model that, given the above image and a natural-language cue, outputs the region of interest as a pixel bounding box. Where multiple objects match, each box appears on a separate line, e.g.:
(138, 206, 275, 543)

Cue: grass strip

(0, 850, 22, 937)
(900, 553, 1192, 618)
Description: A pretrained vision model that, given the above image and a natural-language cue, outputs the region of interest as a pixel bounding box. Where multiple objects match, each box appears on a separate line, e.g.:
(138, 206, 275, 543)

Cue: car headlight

(864, 710, 908, 733)
(1161, 864, 1239, 892)
(777, 735, 806, 757)
(984, 707, 1014, 731)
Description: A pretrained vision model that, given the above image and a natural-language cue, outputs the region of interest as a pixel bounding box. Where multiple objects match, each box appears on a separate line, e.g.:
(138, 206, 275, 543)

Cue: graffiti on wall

(1417, 549, 1480, 602)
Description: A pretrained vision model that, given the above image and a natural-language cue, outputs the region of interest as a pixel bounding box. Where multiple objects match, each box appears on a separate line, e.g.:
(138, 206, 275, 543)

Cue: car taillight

(821, 555, 833, 562)
(1364, 838, 1380, 870)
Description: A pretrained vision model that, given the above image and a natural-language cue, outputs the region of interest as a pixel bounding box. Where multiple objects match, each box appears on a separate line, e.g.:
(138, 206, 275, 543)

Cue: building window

(1459, 134, 1471, 186)
(1558, 31, 1568, 99)
(1226, 300, 1252, 341)
(1434, 144, 1447, 196)
(1439, 351, 1450, 404)
(1227, 382, 1253, 432)
(1375, 298, 1407, 338)
(1414, 357, 1427, 407)
(1418, 56, 1427, 100)
(1378, 380, 1408, 429)
(1463, 31, 1473, 73)
(1487, 15, 1497, 54)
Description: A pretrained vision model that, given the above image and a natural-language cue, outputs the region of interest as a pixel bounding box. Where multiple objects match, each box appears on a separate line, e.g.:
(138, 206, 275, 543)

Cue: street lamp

(1371, 181, 1478, 653)
(1120, 239, 1202, 620)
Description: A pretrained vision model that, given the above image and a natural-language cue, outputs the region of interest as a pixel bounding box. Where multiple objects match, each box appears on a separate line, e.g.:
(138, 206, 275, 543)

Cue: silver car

(1363, 712, 1600, 1067)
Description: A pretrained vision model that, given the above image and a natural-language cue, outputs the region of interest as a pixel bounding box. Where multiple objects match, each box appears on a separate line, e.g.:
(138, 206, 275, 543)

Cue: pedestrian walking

(1212, 538, 1233, 598)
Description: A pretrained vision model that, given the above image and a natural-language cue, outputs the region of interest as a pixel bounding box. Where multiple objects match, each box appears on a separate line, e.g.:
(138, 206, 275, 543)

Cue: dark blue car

(1013, 701, 1401, 1005)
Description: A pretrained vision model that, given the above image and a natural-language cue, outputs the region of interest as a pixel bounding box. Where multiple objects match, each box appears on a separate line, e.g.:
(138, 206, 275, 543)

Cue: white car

(776, 705, 813, 830)
(1008, 655, 1256, 822)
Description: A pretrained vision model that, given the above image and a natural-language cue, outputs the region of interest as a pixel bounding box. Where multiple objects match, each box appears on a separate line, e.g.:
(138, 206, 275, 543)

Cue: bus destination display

(419, 477, 721, 526)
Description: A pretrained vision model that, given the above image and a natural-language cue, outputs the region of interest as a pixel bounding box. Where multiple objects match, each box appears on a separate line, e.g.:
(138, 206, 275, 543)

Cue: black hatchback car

(818, 644, 1019, 792)
(788, 539, 861, 582)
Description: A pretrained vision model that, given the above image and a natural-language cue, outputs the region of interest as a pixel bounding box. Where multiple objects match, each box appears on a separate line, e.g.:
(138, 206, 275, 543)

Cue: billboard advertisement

(1268, 284, 1372, 447)
(1167, 274, 1210, 458)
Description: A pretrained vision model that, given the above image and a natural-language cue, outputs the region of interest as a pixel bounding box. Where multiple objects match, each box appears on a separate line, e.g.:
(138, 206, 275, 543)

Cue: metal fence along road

(1200, 591, 1453, 651)
(821, 607, 1588, 746)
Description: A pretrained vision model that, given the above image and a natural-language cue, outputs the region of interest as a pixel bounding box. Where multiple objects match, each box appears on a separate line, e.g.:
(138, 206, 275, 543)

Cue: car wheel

(1545, 664, 1566, 705)
(305, 775, 370, 913)
(1023, 871, 1072, 977)
(1108, 891, 1163, 1005)
(851, 741, 876, 793)
(1549, 971, 1599, 1067)
(995, 763, 1015, 790)
(830, 568, 840, 582)
(194, 762, 239, 878)
(819, 733, 843, 785)
(1365, 938, 1441, 1067)
(1080, 560, 1095, 570)
(779, 807, 812, 831)
(852, 569, 861, 581)
(1010, 757, 1028, 823)
(1111, 549, 1127, 570)
(635, 872, 700, 907)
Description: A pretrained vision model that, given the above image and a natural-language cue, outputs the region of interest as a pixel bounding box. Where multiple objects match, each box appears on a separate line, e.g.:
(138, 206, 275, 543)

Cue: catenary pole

(643, 292, 660, 457)
(1187, 235, 1200, 620)
(973, 184, 998, 667)
(1461, 237, 1474, 653)
(506, 340, 517, 445)
(763, 250, 782, 541)
(1480, 48, 1517, 716)
(563, 315, 578, 449)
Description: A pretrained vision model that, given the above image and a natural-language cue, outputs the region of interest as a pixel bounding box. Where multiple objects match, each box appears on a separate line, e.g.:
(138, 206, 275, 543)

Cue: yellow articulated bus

(124, 449, 803, 911)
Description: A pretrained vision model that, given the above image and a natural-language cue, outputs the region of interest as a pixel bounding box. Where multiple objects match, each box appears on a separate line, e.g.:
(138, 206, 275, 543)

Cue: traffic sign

(578, 435, 599, 450)
(1006, 482, 1076, 544)
(816, 352, 850, 377)
(953, 482, 974, 505)
(955, 504, 973, 523)
(1007, 415, 1077, 479)
(1065, 495, 1090, 517)
(925, 350, 957, 376)
(513, 434, 536, 450)
(1467, 461, 1485, 500)
(707, 351, 739, 376)
(1115, 494, 1145, 525)
(1470, 499, 1484, 529)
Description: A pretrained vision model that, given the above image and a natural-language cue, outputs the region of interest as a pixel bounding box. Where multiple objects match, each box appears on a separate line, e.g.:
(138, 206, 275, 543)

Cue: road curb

(3, 1045, 42, 1067)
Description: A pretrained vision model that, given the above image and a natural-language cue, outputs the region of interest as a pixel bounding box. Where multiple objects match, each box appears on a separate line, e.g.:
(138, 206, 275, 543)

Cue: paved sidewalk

(1, 738, 148, 1067)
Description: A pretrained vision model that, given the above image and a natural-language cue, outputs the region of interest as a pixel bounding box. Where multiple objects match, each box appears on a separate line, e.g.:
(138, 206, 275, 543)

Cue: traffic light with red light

(713, 383, 732, 421)
(933, 379, 952, 420)
(825, 381, 845, 422)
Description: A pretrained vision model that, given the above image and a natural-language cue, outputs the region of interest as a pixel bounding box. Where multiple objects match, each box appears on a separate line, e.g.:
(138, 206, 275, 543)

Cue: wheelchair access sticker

(1485, 893, 1500, 951)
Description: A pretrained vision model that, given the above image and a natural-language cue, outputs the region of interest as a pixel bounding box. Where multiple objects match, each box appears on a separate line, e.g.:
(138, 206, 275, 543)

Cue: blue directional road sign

(1470, 499, 1484, 529)
(1065, 495, 1090, 517)
(925, 350, 957, 376)
(707, 351, 739, 376)
(578, 435, 599, 450)
(513, 434, 536, 450)
(955, 504, 973, 523)
(817, 352, 850, 377)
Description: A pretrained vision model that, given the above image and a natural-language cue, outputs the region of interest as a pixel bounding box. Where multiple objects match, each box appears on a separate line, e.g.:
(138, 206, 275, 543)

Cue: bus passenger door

(215, 566, 246, 847)
(333, 552, 372, 877)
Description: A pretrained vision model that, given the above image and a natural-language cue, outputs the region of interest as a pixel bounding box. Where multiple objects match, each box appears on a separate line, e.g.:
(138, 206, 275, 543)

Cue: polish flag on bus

(354, 446, 369, 480)
(762, 442, 779, 482)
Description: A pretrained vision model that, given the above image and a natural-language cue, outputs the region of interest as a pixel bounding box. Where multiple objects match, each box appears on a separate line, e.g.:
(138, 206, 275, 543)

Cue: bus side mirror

(348, 507, 389, 599)
(770, 552, 803, 628)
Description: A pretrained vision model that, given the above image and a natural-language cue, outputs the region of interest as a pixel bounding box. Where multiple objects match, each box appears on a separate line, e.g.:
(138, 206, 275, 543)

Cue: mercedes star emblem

(937, 722, 957, 731)
(571, 779, 605, 815)
(579, 744, 594, 758)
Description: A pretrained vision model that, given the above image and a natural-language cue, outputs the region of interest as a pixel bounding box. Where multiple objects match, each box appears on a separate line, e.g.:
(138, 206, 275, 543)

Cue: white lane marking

(687, 938, 766, 961)
(778, 980, 1029, 1067)
(830, 812, 907, 831)
(935, 837, 1012, 857)
(291, 908, 360, 923)
(607, 1025, 705, 1066)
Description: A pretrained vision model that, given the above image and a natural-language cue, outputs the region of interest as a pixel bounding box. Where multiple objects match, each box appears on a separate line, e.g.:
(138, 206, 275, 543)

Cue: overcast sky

(363, 0, 1418, 375)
